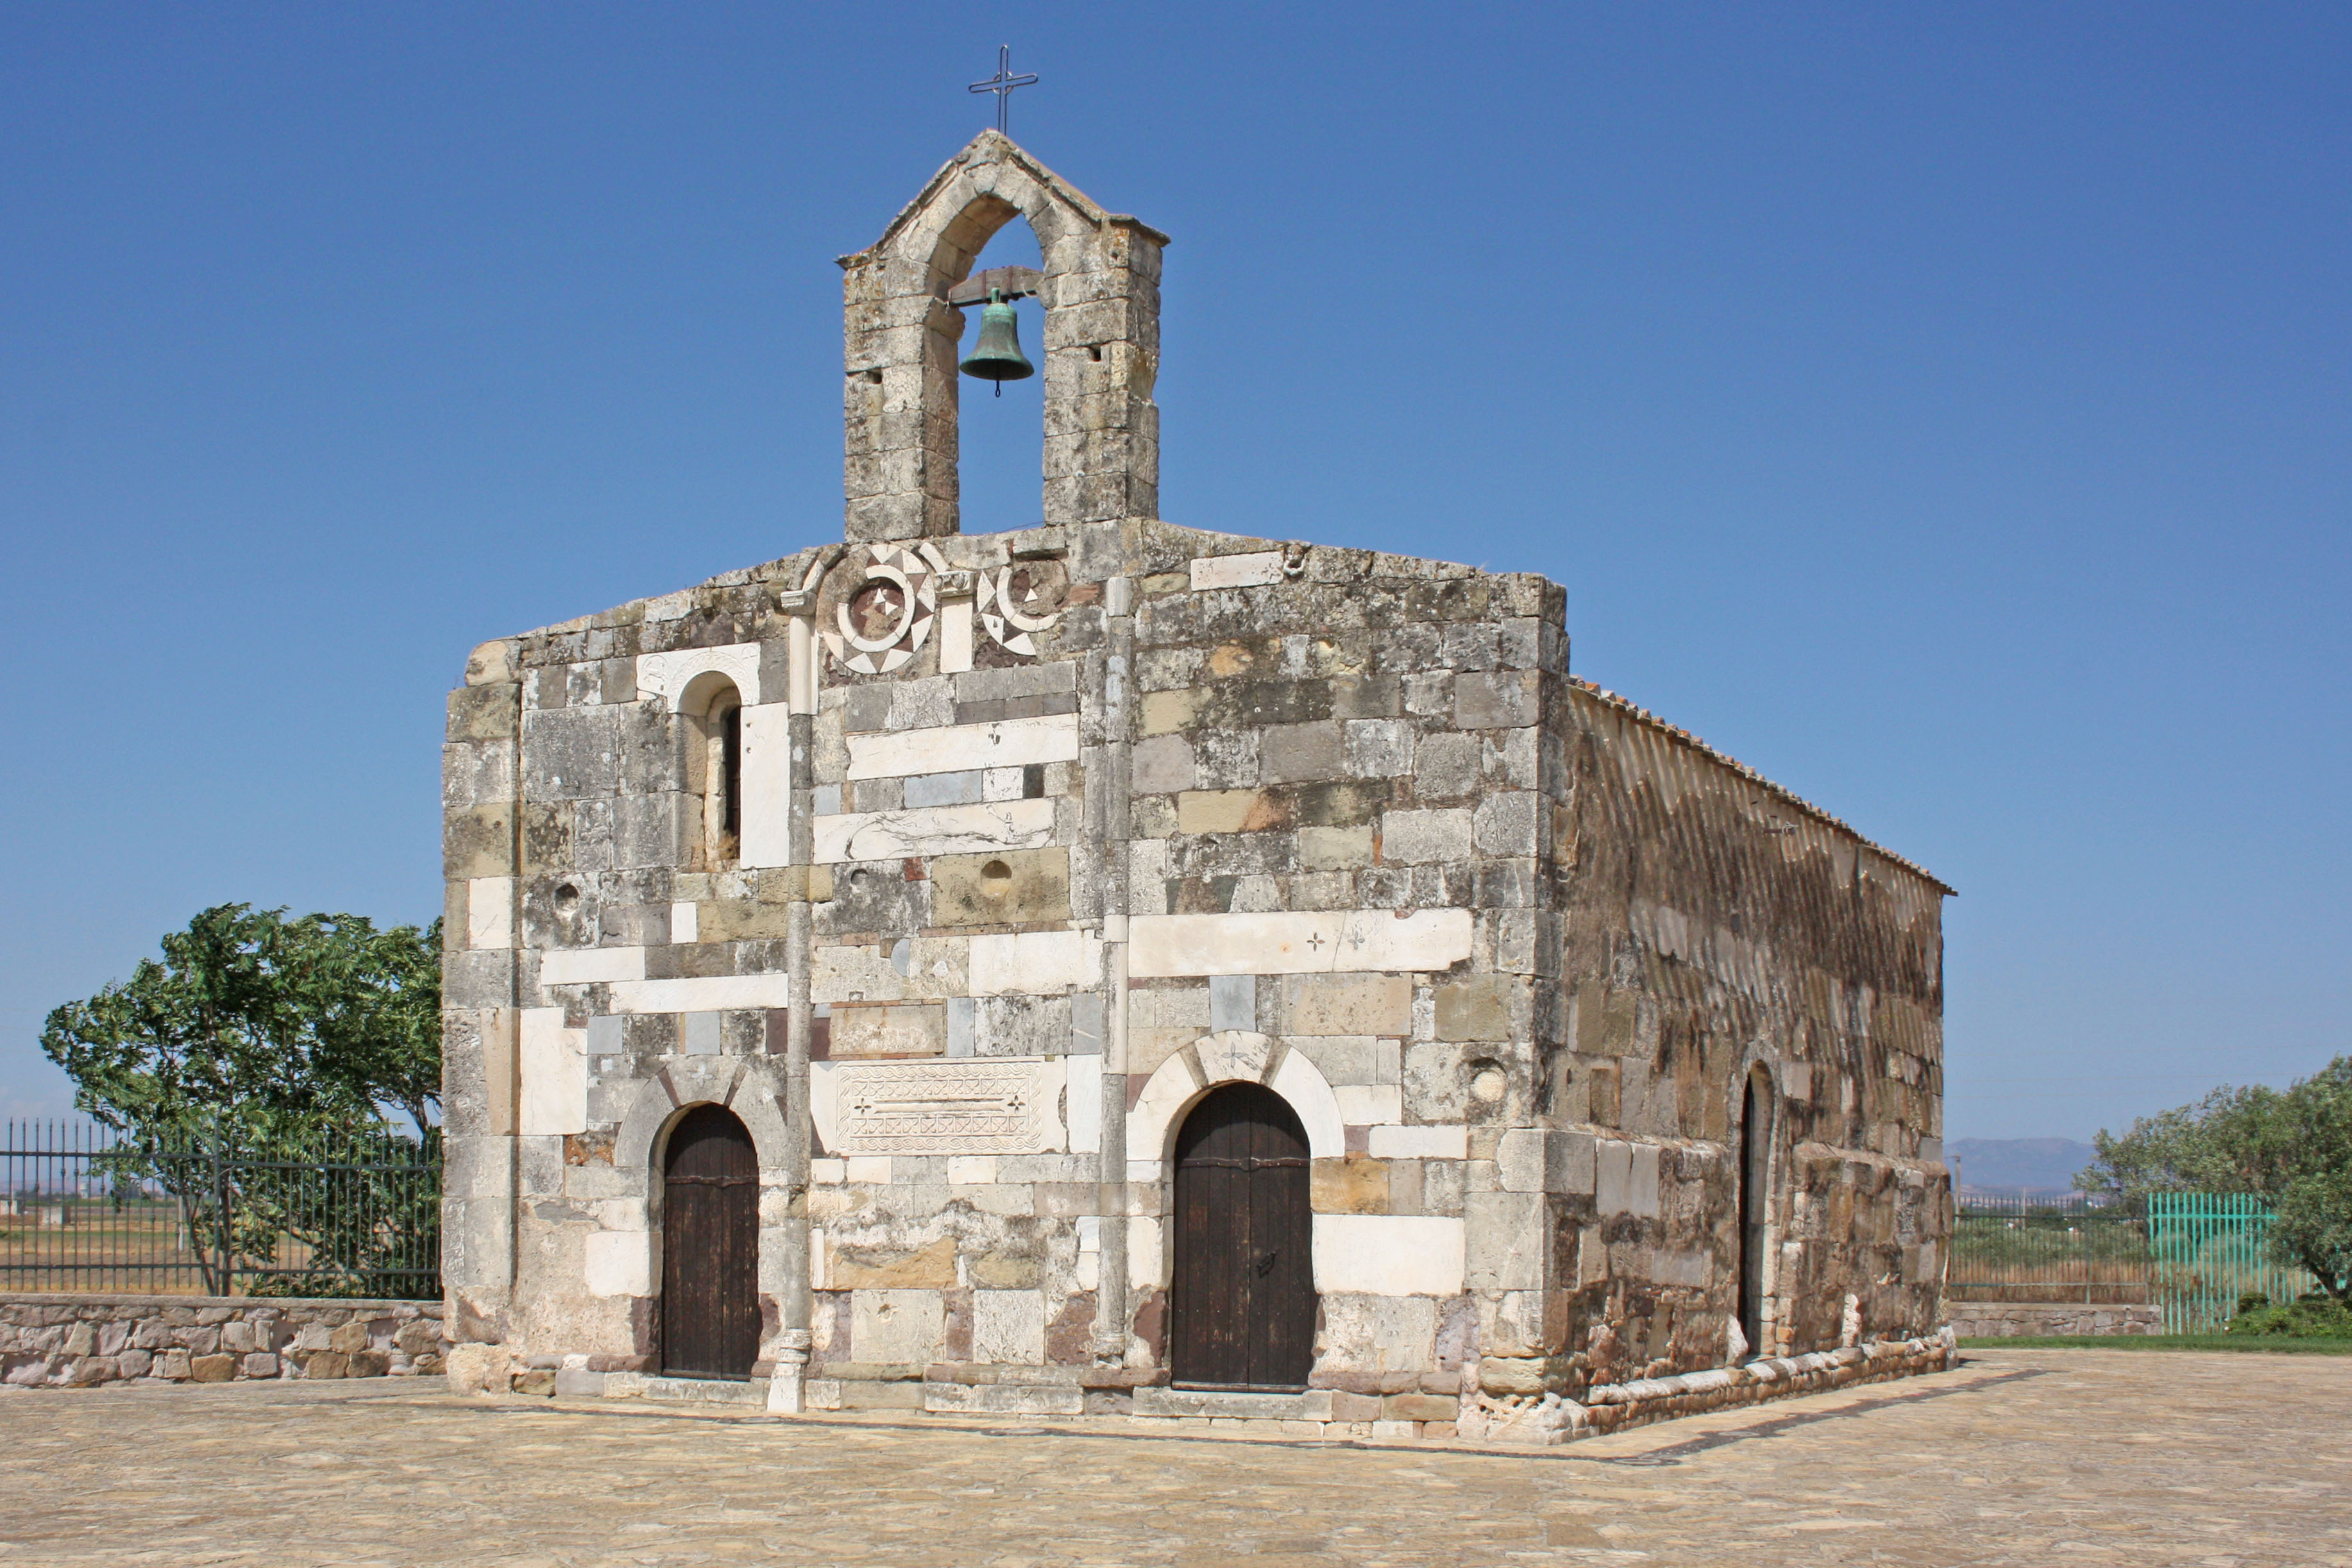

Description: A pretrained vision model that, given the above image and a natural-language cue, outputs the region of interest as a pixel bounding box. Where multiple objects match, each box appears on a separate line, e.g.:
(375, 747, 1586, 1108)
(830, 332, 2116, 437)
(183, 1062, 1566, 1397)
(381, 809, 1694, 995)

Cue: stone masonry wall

(0, 1294, 446, 1388)
(1948, 1301, 2161, 1337)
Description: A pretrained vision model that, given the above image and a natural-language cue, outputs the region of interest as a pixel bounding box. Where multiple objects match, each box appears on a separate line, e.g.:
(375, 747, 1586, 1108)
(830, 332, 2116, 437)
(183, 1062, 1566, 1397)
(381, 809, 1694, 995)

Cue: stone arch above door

(613, 1057, 793, 1178)
(1130, 1032, 1344, 1168)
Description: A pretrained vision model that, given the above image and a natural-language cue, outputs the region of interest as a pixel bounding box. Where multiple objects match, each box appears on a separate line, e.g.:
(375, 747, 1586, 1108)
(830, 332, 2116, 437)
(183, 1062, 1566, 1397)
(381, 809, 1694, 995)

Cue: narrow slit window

(722, 704, 743, 847)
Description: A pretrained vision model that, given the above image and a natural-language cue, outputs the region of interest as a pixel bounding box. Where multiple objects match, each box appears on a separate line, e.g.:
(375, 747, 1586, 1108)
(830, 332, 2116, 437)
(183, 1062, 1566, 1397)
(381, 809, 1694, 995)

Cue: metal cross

(969, 45, 1039, 135)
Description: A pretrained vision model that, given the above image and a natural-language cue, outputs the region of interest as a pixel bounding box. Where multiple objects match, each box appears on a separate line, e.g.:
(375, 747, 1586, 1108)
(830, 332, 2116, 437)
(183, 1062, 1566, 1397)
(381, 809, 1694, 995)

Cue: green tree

(40, 904, 443, 1296)
(2081, 1056, 2352, 1302)
(40, 903, 442, 1144)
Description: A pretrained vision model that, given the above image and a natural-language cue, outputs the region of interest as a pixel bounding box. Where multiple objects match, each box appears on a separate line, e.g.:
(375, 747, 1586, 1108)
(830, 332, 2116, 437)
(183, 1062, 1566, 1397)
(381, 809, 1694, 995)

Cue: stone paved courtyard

(1, 1348, 2344, 1566)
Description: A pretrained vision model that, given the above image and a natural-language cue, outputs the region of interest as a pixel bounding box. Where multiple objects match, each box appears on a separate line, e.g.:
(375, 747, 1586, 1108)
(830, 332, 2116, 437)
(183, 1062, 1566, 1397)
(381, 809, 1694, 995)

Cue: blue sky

(2, 3, 2345, 1142)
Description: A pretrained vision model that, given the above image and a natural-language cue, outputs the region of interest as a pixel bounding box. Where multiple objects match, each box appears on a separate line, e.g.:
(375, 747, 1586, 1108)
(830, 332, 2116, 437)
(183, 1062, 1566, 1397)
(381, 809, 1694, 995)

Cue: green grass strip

(1959, 1334, 2352, 1354)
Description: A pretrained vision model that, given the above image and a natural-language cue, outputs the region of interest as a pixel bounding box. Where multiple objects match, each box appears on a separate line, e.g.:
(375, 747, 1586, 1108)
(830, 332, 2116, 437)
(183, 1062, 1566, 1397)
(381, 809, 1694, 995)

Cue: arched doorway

(1738, 1071, 1772, 1358)
(661, 1104, 758, 1379)
(1171, 1083, 1316, 1390)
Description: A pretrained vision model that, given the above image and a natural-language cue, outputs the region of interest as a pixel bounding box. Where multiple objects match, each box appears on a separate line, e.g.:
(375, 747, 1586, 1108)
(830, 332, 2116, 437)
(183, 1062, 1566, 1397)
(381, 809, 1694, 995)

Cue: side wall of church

(1528, 684, 1950, 1394)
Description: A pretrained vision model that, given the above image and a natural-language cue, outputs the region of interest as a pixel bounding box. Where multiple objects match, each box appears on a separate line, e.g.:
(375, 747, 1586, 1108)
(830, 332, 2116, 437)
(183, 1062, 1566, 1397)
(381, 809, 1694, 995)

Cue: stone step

(602, 1372, 770, 1406)
(1132, 1387, 1309, 1420)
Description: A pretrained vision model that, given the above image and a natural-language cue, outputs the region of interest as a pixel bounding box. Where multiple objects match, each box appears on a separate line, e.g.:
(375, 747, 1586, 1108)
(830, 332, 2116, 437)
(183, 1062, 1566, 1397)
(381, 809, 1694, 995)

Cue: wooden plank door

(661, 1104, 759, 1379)
(1171, 1083, 1316, 1389)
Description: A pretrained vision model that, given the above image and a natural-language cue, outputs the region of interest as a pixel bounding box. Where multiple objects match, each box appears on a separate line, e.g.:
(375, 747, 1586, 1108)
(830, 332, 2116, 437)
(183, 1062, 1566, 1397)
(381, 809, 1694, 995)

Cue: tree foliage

(2081, 1057, 2352, 1302)
(40, 903, 442, 1148)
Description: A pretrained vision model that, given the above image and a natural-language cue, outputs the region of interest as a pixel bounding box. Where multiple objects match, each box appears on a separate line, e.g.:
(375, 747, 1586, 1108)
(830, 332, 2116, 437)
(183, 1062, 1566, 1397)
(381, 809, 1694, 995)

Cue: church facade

(439, 133, 1954, 1443)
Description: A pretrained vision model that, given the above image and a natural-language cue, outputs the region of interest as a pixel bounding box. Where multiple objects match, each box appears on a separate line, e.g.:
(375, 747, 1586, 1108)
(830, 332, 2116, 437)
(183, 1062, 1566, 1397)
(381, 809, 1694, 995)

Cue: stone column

(1092, 574, 1135, 1363)
(767, 591, 819, 1415)
(441, 643, 525, 1389)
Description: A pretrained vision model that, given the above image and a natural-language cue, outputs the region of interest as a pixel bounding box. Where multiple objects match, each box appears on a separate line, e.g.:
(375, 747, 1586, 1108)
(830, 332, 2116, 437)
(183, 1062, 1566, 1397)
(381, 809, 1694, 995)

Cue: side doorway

(1170, 1083, 1317, 1390)
(661, 1104, 759, 1379)
(1738, 1070, 1772, 1359)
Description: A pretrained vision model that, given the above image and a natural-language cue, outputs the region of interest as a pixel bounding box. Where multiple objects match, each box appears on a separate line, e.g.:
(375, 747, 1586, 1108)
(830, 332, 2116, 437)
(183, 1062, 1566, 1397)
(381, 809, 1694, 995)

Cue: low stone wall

(1459, 1331, 1956, 1446)
(1948, 1301, 2163, 1338)
(0, 1294, 446, 1389)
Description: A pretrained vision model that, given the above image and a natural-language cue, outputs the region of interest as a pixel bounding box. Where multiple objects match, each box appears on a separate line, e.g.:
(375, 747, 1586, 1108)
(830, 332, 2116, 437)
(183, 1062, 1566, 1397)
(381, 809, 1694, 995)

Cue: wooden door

(1171, 1083, 1316, 1389)
(661, 1104, 759, 1379)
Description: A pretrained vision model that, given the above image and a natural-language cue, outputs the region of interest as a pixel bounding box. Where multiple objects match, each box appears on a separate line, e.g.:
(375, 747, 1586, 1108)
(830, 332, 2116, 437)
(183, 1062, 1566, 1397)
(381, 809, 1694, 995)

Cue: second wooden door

(1171, 1083, 1316, 1389)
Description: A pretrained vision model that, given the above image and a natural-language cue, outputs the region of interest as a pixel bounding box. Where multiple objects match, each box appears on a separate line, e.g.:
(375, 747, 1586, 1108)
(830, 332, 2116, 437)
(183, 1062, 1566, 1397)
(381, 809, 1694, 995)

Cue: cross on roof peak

(969, 46, 1039, 136)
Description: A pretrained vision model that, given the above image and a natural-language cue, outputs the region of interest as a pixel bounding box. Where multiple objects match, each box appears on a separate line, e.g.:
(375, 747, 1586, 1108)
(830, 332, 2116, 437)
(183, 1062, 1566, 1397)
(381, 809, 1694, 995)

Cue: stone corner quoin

(437, 128, 1953, 1446)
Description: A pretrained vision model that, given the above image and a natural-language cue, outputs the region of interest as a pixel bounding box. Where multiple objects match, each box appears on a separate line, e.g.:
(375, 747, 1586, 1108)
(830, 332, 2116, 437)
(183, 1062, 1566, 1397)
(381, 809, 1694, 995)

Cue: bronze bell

(958, 288, 1033, 392)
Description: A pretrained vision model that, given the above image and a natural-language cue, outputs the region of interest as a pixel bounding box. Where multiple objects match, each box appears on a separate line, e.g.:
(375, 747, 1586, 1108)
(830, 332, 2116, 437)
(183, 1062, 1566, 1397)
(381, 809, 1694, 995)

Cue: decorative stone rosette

(820, 542, 948, 675)
(976, 559, 1066, 657)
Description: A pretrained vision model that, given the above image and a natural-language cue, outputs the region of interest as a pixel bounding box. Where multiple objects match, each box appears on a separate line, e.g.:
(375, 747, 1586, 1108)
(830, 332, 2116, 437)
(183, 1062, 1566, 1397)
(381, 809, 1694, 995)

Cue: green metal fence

(1950, 1192, 2316, 1329)
(1949, 1195, 2150, 1304)
(2146, 1192, 2317, 1333)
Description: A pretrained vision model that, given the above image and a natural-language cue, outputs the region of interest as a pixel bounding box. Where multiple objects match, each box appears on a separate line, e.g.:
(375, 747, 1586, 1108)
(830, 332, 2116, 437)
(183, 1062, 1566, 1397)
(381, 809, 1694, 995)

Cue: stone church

(440, 132, 1955, 1443)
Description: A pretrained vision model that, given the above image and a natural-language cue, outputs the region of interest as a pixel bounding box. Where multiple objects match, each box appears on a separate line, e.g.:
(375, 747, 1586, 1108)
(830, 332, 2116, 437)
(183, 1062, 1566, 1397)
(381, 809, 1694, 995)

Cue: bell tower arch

(838, 130, 1166, 542)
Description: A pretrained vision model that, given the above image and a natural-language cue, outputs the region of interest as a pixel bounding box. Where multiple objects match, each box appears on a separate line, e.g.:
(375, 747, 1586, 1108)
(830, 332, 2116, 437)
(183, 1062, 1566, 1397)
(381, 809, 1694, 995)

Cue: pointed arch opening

(1738, 1067, 1775, 1360)
(949, 215, 1045, 535)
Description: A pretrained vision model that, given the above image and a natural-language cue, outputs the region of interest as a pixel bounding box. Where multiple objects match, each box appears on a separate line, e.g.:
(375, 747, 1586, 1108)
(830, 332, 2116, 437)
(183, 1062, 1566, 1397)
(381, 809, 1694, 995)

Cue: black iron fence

(0, 1119, 440, 1299)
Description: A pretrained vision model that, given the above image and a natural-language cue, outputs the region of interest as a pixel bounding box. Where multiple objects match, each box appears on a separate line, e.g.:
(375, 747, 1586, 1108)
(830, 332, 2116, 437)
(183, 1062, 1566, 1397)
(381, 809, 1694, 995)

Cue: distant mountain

(1947, 1137, 2099, 1195)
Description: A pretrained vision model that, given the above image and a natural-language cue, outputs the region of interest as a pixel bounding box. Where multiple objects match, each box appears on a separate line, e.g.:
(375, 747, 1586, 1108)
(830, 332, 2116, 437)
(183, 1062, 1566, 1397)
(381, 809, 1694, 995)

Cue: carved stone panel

(831, 1057, 1065, 1155)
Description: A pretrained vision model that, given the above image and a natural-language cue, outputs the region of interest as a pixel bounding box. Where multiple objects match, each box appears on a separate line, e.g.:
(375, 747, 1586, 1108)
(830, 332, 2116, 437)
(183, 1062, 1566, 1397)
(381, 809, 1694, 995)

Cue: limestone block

(1280, 974, 1410, 1037)
(1310, 1158, 1389, 1213)
(1190, 550, 1285, 589)
(1472, 792, 1540, 856)
(1193, 1029, 1276, 1086)
(1342, 720, 1414, 779)
(521, 706, 623, 799)
(1207, 974, 1256, 1033)
(969, 929, 1095, 995)
(1260, 721, 1342, 783)
(1367, 1124, 1466, 1160)
(444, 804, 516, 880)
(852, 1290, 945, 1363)
(1312, 1215, 1466, 1296)
(1129, 910, 1473, 977)
(518, 1009, 586, 1137)
(606, 974, 796, 1013)
(831, 1002, 947, 1058)
(1131, 734, 1196, 793)
(1489, 1290, 1568, 1358)
(846, 714, 1079, 779)
(1464, 1192, 1544, 1292)
(926, 1380, 1085, 1415)
(934, 849, 1072, 929)
(1333, 1084, 1404, 1124)
(1453, 670, 1539, 730)
(974, 995, 1070, 1056)
(814, 800, 1056, 864)
(1298, 824, 1374, 870)
(1434, 976, 1524, 1043)
(539, 947, 646, 986)
(1285, 1035, 1400, 1088)
(1319, 1294, 1438, 1379)
(972, 1290, 1047, 1364)
(465, 877, 514, 950)
(1595, 1140, 1662, 1218)
(1066, 1054, 1102, 1153)
(831, 1237, 957, 1290)
(814, 943, 908, 1005)
(1175, 789, 1283, 834)
(1378, 809, 1473, 865)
